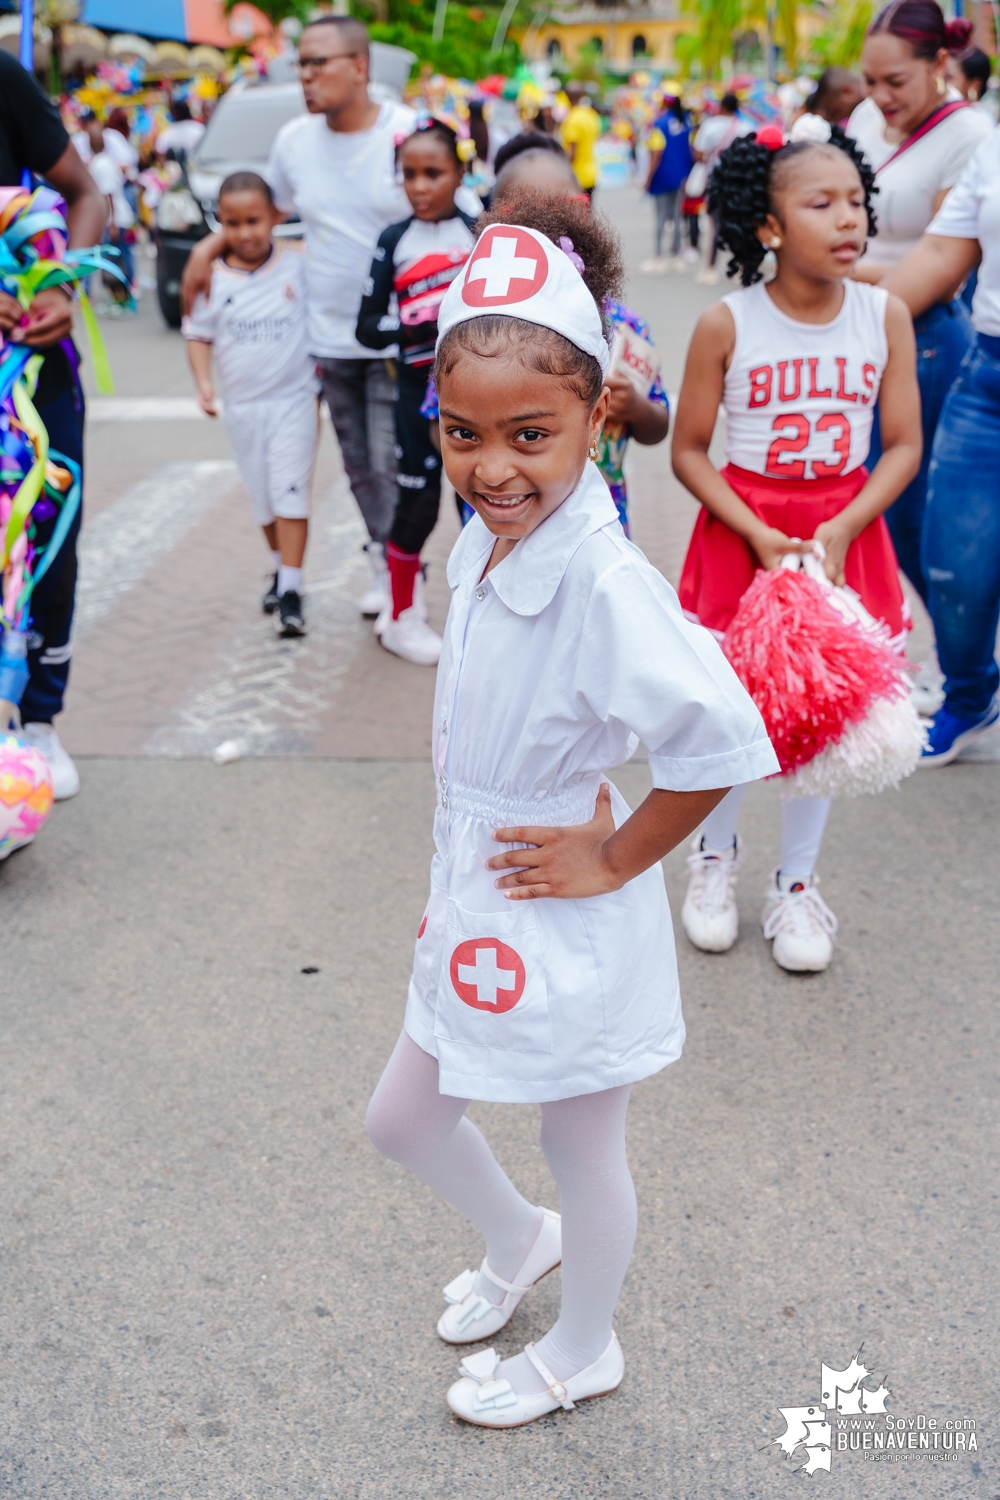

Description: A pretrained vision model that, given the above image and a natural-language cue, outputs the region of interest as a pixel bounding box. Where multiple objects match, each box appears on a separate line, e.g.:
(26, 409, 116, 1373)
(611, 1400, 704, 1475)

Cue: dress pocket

(433, 898, 553, 1056)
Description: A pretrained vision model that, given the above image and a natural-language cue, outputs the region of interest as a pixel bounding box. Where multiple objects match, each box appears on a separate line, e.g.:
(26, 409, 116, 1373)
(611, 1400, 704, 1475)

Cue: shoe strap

(524, 1342, 575, 1409)
(479, 1256, 531, 1296)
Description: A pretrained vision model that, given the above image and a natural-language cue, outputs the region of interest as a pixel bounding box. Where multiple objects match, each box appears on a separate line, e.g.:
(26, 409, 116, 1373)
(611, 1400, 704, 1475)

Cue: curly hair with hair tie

(707, 128, 878, 287)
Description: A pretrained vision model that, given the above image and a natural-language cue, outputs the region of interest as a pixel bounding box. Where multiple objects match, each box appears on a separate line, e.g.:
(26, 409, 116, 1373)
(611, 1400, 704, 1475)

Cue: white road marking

(75, 461, 237, 633)
(143, 474, 370, 758)
(88, 397, 332, 423)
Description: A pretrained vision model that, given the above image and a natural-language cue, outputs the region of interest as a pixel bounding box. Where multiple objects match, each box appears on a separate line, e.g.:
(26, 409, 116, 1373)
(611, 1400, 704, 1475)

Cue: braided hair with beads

(707, 127, 878, 288)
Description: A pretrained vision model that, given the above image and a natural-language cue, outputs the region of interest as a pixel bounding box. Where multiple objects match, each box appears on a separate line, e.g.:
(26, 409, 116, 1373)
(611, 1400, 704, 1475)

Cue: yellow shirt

(560, 105, 601, 190)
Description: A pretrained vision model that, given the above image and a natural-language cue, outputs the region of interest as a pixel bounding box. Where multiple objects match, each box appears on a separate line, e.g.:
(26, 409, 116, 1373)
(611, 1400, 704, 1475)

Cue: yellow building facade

(519, 1, 694, 71)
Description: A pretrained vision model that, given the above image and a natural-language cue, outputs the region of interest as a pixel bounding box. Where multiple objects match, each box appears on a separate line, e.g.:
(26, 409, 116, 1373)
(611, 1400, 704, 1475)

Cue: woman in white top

(848, 1, 990, 600)
(882, 134, 1000, 764)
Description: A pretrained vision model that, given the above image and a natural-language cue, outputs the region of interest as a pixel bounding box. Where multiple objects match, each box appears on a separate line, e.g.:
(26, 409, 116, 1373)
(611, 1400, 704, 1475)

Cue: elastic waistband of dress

(439, 777, 602, 828)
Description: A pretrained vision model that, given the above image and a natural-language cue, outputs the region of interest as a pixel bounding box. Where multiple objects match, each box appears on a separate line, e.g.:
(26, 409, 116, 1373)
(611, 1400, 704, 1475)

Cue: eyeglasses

(295, 51, 360, 74)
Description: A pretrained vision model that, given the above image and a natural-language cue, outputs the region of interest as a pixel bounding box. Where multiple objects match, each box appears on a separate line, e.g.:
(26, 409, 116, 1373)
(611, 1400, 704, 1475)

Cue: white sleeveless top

(722, 279, 888, 480)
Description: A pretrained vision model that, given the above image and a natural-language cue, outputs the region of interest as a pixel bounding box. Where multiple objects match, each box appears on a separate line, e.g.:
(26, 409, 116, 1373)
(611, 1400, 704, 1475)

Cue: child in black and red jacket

(357, 120, 477, 666)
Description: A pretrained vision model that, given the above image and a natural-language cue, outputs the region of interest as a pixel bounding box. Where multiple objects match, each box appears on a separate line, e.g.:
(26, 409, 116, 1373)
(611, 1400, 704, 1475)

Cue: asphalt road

(1, 186, 997, 1499)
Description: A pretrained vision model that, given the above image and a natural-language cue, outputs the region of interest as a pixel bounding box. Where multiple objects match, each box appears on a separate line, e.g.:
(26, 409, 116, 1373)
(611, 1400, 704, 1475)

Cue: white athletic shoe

(668, 255, 688, 272)
(639, 255, 669, 274)
(358, 541, 388, 618)
(682, 246, 700, 265)
(446, 1335, 624, 1428)
(681, 835, 742, 952)
(379, 606, 442, 666)
(695, 267, 720, 285)
(21, 721, 80, 800)
(761, 874, 837, 972)
(909, 651, 944, 718)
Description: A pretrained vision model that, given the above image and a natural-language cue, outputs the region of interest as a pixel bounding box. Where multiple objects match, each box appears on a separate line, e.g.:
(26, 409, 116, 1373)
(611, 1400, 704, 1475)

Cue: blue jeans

(867, 298, 974, 602)
(923, 334, 1000, 719)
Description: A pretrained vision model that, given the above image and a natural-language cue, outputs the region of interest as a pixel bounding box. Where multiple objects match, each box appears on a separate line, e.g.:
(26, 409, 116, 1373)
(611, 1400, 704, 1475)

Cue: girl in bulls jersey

(672, 125, 921, 972)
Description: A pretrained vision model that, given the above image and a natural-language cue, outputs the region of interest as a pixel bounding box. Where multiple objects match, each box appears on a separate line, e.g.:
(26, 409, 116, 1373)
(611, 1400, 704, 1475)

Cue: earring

(588, 441, 600, 460)
(936, 75, 946, 95)
(771, 237, 782, 249)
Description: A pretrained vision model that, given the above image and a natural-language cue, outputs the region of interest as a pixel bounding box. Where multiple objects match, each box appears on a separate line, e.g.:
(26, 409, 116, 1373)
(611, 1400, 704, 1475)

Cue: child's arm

(671, 303, 814, 570)
(186, 339, 218, 417)
(605, 374, 670, 444)
(355, 228, 400, 352)
(488, 781, 731, 899)
(812, 294, 920, 585)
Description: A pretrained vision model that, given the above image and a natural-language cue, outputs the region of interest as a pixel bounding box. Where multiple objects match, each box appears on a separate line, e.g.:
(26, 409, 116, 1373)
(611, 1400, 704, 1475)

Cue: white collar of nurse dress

(436, 222, 612, 376)
(446, 461, 620, 615)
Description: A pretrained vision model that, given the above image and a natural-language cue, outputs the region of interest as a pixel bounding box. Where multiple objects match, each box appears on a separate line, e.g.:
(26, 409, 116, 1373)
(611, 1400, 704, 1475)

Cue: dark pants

(866, 298, 974, 603)
(924, 335, 1000, 718)
(389, 363, 441, 555)
(316, 356, 398, 544)
(22, 378, 85, 724)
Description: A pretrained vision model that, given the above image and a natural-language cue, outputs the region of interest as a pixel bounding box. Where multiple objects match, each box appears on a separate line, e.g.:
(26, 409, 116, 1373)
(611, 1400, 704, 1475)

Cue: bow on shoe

(458, 1348, 519, 1412)
(442, 1268, 494, 1333)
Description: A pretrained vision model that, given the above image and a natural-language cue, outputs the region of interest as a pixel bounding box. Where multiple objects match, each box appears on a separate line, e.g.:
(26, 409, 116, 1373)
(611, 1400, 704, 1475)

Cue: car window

(195, 90, 305, 167)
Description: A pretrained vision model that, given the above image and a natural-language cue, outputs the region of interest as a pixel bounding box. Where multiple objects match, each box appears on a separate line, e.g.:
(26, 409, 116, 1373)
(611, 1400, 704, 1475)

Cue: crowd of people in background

(2, 0, 998, 868)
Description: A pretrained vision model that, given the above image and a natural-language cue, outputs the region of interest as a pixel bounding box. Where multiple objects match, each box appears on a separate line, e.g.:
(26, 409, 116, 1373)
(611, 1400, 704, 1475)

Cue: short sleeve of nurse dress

(404, 463, 779, 1103)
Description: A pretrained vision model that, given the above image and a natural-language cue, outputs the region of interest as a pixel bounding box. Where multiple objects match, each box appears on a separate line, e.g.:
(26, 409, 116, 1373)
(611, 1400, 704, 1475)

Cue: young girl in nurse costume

(672, 125, 921, 974)
(365, 193, 779, 1428)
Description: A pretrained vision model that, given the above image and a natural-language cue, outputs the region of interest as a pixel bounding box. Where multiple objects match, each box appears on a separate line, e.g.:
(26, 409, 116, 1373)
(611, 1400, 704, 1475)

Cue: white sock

(779, 793, 831, 884)
(277, 564, 302, 597)
(270, 549, 281, 569)
(366, 1036, 636, 1391)
(700, 783, 747, 853)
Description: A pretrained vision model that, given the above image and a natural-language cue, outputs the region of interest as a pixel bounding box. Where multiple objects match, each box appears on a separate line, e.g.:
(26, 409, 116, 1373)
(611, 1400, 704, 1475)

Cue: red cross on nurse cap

(436, 223, 611, 376)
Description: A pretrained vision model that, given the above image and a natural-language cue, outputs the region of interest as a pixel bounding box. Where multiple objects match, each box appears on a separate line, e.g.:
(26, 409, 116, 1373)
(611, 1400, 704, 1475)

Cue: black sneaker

(277, 590, 306, 637)
(262, 571, 280, 614)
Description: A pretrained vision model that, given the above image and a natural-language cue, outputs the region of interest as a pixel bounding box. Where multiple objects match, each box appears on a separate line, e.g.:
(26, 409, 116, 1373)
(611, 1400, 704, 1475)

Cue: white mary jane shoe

(437, 1206, 561, 1345)
(446, 1336, 624, 1428)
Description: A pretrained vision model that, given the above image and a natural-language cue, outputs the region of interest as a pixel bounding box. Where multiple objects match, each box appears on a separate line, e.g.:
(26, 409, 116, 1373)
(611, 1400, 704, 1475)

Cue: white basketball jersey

(722, 279, 888, 479)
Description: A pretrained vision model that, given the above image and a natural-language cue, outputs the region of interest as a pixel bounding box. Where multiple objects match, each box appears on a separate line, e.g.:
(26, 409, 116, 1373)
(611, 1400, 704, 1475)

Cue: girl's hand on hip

(488, 782, 622, 900)
(812, 517, 852, 587)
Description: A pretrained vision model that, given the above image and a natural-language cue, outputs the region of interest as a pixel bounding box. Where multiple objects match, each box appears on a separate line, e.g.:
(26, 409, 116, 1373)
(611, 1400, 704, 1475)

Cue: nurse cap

(436, 222, 612, 378)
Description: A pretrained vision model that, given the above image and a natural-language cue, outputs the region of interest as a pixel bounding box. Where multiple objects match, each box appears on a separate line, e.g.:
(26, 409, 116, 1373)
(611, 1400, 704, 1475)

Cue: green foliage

(679, 0, 744, 78)
(351, 0, 526, 78)
(809, 0, 873, 68)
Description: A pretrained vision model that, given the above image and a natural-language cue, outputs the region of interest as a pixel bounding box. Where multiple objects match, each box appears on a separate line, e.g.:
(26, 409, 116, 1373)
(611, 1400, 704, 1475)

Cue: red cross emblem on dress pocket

(462, 227, 548, 307)
(450, 938, 526, 1012)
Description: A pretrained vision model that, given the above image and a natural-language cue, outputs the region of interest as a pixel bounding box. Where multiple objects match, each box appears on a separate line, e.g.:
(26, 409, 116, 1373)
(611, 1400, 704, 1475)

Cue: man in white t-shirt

(82, 116, 134, 303)
(183, 17, 414, 619)
(691, 94, 752, 285)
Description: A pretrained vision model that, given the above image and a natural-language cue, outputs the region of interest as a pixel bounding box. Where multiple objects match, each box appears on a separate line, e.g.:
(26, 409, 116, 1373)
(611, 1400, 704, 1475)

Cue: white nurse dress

(404, 463, 779, 1103)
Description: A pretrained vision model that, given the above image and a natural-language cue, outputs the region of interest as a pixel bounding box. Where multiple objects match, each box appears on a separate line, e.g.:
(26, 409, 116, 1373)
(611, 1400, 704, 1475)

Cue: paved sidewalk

(1, 757, 997, 1498)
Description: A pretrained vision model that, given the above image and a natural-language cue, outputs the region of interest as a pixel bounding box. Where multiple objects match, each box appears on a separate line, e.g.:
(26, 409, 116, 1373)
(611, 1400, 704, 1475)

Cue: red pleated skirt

(678, 464, 909, 643)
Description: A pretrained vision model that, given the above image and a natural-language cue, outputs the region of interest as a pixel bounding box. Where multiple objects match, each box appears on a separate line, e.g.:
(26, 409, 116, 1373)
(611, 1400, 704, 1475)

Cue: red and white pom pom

(723, 548, 923, 796)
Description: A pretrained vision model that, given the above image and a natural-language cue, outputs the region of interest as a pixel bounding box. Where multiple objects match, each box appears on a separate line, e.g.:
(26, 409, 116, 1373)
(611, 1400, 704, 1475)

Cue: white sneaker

(358, 541, 388, 618)
(681, 835, 742, 952)
(20, 721, 80, 800)
(682, 246, 700, 265)
(909, 651, 944, 718)
(761, 874, 837, 972)
(379, 606, 442, 666)
(695, 267, 720, 286)
(668, 255, 688, 272)
(639, 256, 668, 274)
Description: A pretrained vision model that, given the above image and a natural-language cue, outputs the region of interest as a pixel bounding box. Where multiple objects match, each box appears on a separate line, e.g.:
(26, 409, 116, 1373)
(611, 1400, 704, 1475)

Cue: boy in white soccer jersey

(183, 172, 318, 637)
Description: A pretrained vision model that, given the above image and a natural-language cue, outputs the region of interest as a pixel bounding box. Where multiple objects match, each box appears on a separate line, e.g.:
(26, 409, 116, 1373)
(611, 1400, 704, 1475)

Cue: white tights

(366, 1031, 637, 1392)
(702, 784, 831, 881)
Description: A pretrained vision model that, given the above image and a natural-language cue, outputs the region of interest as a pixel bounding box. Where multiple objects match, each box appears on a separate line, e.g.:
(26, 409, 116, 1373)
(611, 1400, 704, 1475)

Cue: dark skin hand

(0, 140, 107, 347)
